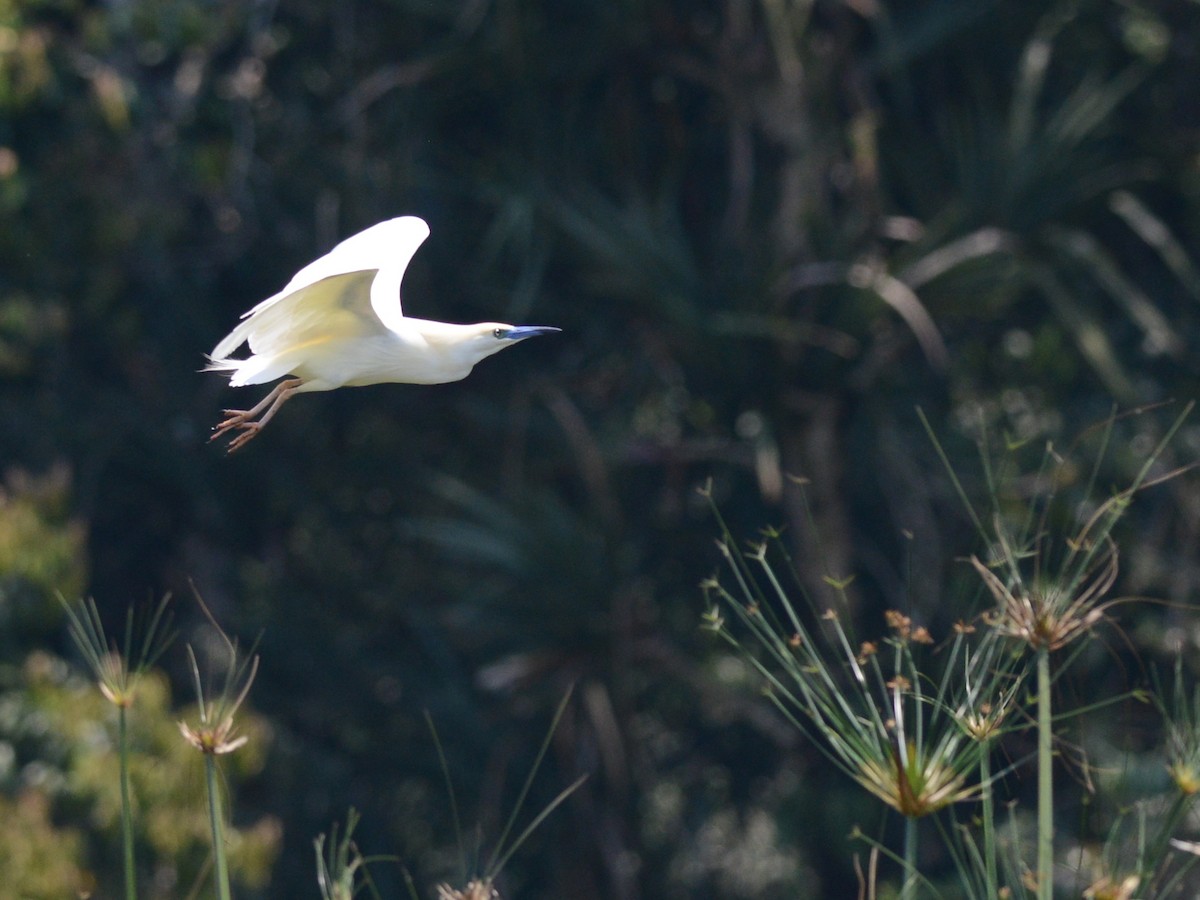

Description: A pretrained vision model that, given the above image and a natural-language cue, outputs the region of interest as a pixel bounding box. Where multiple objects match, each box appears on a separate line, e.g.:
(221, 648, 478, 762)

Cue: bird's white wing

(363, 216, 429, 334)
(273, 215, 429, 320)
(211, 216, 430, 359)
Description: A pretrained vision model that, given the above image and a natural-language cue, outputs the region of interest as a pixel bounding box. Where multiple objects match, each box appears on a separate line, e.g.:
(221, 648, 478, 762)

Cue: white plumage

(207, 216, 559, 452)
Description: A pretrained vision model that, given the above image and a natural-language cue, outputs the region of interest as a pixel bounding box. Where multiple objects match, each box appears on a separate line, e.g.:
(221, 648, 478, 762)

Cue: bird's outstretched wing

(210, 216, 430, 361)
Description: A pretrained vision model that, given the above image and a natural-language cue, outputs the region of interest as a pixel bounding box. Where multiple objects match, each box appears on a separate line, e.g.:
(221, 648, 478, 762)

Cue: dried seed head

(853, 745, 977, 818)
(1169, 761, 1200, 796)
(179, 717, 249, 756)
(1083, 875, 1139, 900)
(970, 546, 1119, 651)
(437, 880, 499, 900)
(884, 610, 911, 638)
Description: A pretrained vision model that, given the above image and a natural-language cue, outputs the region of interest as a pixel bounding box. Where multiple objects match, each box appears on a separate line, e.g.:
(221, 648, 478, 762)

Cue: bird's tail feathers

(203, 355, 241, 374)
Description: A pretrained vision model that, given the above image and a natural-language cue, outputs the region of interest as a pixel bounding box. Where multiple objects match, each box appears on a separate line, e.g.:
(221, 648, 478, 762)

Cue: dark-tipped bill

(504, 326, 562, 341)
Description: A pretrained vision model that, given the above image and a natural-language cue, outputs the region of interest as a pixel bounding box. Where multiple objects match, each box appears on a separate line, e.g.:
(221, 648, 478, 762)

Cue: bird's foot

(210, 410, 260, 453)
(210, 379, 302, 454)
(223, 423, 262, 453)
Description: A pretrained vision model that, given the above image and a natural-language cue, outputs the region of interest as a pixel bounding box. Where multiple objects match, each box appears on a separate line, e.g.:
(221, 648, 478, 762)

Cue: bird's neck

(405, 319, 499, 372)
(408, 318, 476, 344)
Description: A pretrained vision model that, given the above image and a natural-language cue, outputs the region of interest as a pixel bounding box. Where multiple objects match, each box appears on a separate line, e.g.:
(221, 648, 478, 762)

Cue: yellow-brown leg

(211, 378, 304, 452)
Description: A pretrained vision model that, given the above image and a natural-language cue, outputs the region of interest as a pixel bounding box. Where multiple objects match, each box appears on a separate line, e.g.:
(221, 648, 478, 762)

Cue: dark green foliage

(3, 0, 1200, 896)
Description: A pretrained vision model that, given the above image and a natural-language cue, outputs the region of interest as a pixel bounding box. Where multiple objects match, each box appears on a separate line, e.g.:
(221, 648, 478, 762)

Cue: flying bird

(206, 216, 560, 452)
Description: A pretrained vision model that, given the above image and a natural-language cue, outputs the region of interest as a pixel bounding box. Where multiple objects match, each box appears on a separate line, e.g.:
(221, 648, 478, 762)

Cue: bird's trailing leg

(211, 378, 304, 453)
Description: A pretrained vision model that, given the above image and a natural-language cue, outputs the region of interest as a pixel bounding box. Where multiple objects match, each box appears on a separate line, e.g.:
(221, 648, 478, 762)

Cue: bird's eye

(493, 327, 505, 339)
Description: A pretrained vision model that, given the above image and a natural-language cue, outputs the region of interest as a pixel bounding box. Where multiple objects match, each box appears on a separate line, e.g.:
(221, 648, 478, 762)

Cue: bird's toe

(211, 411, 251, 440)
(225, 423, 260, 454)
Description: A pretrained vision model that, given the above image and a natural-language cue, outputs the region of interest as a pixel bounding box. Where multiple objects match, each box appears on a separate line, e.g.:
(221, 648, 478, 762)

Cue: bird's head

(458, 322, 562, 363)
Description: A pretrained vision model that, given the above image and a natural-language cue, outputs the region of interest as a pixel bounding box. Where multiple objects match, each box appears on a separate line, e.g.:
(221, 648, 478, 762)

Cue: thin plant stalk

(204, 754, 232, 900)
(426, 686, 585, 898)
(901, 816, 917, 900)
(980, 745, 998, 899)
(425, 710, 467, 883)
(1037, 645, 1053, 900)
(118, 705, 135, 900)
(485, 685, 577, 879)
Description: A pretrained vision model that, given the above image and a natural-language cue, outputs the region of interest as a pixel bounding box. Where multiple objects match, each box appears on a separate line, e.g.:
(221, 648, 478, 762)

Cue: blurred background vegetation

(3, 0, 1200, 896)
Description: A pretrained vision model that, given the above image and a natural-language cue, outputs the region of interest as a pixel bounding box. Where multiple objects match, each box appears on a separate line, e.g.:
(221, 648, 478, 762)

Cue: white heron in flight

(206, 216, 560, 452)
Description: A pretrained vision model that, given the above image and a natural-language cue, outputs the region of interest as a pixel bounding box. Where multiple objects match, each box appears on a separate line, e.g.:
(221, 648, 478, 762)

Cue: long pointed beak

(504, 326, 562, 341)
